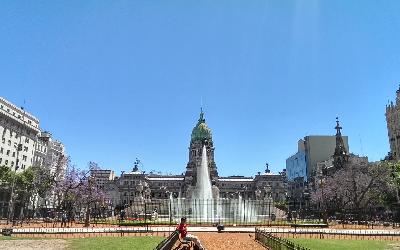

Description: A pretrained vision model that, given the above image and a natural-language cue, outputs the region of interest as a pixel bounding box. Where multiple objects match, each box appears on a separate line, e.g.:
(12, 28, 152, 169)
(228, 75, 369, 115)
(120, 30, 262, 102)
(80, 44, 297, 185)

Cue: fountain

(161, 110, 283, 224)
(166, 143, 262, 224)
(192, 145, 214, 221)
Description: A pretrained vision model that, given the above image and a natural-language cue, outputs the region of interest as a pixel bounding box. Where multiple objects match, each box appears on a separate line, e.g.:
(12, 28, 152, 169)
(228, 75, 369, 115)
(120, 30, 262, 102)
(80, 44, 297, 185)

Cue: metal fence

(1, 199, 400, 230)
(0, 198, 286, 227)
(255, 228, 310, 250)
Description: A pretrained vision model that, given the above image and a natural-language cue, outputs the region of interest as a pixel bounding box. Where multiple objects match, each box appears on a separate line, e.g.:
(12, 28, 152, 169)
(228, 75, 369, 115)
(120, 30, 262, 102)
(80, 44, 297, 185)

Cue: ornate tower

(184, 109, 219, 189)
(386, 85, 400, 160)
(333, 117, 349, 170)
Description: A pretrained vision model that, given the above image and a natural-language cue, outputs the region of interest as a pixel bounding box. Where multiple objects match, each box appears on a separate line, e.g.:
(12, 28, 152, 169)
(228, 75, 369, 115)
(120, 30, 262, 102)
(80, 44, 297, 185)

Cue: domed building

(184, 109, 218, 191)
(96, 109, 287, 207)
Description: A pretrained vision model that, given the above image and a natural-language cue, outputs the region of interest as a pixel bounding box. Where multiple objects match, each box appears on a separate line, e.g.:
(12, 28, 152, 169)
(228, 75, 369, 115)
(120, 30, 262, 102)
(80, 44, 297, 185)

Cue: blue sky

(1, 1, 399, 176)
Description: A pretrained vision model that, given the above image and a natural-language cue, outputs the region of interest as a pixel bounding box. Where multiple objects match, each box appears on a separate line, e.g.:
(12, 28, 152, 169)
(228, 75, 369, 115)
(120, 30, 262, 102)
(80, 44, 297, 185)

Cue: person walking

(61, 211, 67, 228)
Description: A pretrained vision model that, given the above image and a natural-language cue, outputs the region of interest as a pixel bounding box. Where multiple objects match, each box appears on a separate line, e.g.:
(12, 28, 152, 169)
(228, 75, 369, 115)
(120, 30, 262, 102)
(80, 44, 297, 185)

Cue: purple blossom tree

(53, 161, 105, 227)
(311, 160, 393, 222)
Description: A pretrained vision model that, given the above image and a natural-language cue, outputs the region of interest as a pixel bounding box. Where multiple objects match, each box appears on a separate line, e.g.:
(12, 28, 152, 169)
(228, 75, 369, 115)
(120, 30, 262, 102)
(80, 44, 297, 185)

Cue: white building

(0, 97, 66, 216)
(0, 97, 40, 172)
(35, 131, 66, 174)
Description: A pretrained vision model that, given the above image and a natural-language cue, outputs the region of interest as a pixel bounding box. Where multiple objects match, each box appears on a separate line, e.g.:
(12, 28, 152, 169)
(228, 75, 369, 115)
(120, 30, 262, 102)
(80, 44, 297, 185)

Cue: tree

(54, 161, 105, 227)
(0, 164, 39, 222)
(311, 159, 393, 222)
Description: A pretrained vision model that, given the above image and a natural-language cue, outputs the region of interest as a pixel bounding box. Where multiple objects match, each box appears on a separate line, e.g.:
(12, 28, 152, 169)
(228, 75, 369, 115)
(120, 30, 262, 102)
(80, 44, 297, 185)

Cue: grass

(287, 238, 397, 250)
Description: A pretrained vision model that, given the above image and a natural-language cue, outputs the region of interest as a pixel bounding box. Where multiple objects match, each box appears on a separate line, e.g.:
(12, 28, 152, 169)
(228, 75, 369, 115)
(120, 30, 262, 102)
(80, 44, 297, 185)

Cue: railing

(1, 199, 400, 229)
(255, 228, 310, 250)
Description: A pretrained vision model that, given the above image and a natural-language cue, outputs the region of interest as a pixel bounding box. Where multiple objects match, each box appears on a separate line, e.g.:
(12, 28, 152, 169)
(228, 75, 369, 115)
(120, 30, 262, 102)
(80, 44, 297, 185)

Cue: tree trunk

(84, 204, 90, 227)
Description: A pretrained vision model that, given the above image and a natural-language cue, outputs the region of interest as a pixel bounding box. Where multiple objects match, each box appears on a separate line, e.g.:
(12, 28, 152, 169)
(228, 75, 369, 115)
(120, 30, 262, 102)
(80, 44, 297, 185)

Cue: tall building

(0, 97, 40, 171)
(35, 131, 66, 174)
(0, 97, 66, 216)
(386, 86, 400, 160)
(286, 140, 308, 181)
(286, 129, 349, 180)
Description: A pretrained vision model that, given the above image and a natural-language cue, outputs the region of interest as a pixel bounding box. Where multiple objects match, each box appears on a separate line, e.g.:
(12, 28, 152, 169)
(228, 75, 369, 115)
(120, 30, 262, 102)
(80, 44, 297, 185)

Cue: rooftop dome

(191, 109, 212, 142)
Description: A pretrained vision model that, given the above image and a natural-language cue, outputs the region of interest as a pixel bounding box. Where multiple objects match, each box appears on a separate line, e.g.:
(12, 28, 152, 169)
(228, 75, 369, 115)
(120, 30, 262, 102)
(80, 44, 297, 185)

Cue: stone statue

(212, 184, 220, 200)
(264, 185, 272, 200)
(186, 185, 194, 199)
(255, 188, 262, 200)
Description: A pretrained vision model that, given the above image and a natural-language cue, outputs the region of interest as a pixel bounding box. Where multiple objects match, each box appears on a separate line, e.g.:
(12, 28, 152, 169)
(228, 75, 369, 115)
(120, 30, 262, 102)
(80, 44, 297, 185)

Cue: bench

(154, 230, 179, 250)
(177, 234, 195, 250)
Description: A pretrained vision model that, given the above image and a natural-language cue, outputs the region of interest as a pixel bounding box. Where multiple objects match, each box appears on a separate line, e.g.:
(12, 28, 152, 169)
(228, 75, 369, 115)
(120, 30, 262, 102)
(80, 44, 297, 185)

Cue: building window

(0, 158, 2, 164)
(5, 160, 8, 165)
(1, 138, 4, 143)
(8, 140, 11, 146)
(23, 146, 28, 152)
(22, 155, 27, 161)
(0, 148, 2, 154)
(6, 150, 10, 156)
(12, 152, 15, 157)
(25, 138, 29, 143)
(11, 161, 14, 167)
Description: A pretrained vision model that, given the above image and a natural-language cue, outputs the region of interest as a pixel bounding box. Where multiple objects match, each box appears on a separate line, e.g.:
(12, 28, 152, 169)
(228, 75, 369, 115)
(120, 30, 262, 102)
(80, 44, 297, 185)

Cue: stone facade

(386, 86, 400, 160)
(0, 97, 40, 171)
(34, 131, 66, 174)
(96, 110, 287, 207)
(0, 97, 66, 215)
(0, 97, 66, 173)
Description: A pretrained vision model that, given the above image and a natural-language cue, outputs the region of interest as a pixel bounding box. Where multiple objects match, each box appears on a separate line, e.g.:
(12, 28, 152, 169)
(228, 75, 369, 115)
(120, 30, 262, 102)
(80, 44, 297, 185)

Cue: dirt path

(0, 239, 68, 250)
(196, 232, 265, 250)
(388, 242, 400, 250)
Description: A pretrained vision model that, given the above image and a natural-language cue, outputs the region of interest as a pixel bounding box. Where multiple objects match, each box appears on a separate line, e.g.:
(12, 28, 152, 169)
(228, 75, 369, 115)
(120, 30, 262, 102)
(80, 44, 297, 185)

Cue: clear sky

(1, 1, 399, 177)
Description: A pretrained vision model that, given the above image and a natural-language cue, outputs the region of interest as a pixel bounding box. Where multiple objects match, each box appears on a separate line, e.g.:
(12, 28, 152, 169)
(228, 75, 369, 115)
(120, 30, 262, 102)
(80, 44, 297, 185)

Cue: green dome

(191, 110, 212, 142)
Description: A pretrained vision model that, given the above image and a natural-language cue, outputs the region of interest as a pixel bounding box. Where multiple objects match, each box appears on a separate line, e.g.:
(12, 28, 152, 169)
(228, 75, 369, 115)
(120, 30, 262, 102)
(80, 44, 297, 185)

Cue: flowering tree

(311, 161, 393, 221)
(53, 161, 105, 226)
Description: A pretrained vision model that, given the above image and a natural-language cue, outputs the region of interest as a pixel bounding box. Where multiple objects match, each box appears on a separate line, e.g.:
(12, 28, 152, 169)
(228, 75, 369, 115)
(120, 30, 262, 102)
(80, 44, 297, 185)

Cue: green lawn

(288, 238, 397, 250)
(68, 236, 165, 250)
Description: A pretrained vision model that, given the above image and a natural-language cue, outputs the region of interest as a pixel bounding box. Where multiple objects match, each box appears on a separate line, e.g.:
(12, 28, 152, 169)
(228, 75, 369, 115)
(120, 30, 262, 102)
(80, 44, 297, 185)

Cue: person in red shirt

(176, 217, 205, 250)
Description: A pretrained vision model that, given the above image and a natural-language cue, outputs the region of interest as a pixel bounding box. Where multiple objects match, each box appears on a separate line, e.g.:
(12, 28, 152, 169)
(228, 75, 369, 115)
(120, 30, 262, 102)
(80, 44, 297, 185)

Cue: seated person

(176, 217, 206, 250)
